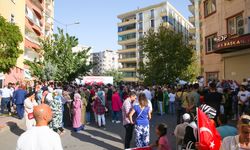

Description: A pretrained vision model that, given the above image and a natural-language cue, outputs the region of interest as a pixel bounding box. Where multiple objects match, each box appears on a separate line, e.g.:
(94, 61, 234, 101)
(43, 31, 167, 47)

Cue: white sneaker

(112, 120, 115, 123)
(116, 121, 121, 124)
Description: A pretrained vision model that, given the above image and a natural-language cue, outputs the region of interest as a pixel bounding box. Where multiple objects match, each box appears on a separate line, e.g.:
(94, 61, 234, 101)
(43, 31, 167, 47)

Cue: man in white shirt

(143, 87, 152, 101)
(16, 104, 63, 150)
(1, 84, 13, 114)
(238, 85, 250, 116)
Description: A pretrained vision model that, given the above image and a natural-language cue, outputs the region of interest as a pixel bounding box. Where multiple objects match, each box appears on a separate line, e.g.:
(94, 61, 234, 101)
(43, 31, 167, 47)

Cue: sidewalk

(0, 115, 25, 133)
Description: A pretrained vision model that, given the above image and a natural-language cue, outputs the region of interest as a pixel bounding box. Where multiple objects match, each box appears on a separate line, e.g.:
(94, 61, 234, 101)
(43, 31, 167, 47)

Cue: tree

(0, 15, 23, 73)
(103, 69, 123, 84)
(25, 28, 93, 82)
(139, 26, 193, 85)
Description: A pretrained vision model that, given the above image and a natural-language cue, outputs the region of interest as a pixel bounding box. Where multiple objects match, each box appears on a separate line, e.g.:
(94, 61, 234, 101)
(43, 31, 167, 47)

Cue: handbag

(26, 110, 34, 120)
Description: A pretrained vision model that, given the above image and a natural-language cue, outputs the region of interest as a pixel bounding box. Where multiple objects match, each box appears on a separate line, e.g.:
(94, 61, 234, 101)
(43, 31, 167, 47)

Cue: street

(0, 113, 177, 150)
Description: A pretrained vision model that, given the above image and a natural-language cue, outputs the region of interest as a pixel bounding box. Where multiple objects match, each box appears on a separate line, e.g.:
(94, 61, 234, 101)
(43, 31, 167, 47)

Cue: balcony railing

(24, 48, 40, 61)
(30, 0, 43, 11)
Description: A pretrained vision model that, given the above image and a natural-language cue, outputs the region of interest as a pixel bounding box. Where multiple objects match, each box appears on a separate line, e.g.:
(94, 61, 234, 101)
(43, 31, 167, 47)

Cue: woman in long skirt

(62, 91, 72, 127)
(24, 92, 38, 130)
(72, 93, 84, 132)
(49, 90, 65, 135)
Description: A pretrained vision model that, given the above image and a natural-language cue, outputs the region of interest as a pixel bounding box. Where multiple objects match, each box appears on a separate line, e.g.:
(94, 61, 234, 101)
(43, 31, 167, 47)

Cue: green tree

(25, 28, 93, 82)
(103, 69, 123, 84)
(139, 26, 193, 85)
(0, 15, 23, 73)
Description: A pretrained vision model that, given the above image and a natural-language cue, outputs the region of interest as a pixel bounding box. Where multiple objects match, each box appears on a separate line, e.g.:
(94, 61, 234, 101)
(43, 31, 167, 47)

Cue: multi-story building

(117, 1, 193, 82)
(188, 0, 201, 67)
(24, 0, 54, 80)
(0, 0, 54, 86)
(197, 0, 250, 83)
(0, 0, 26, 87)
(72, 44, 93, 66)
(92, 50, 119, 76)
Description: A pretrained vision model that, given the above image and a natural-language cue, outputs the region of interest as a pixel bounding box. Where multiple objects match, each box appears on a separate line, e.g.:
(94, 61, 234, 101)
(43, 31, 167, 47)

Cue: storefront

(214, 33, 250, 82)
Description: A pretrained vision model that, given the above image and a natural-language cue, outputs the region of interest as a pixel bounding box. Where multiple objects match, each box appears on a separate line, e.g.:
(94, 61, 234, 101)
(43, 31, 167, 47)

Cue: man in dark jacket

(13, 85, 27, 119)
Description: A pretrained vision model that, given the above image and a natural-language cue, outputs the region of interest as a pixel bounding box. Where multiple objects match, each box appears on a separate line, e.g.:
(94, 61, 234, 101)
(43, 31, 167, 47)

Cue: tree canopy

(0, 15, 23, 73)
(25, 28, 93, 82)
(139, 26, 194, 85)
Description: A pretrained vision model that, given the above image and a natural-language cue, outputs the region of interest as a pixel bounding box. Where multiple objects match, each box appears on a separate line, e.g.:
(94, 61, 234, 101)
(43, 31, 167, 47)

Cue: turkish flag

(197, 108, 221, 150)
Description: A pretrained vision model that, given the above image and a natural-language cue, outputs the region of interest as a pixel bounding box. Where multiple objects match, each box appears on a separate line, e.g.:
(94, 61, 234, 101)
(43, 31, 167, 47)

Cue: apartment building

(196, 0, 250, 83)
(24, 0, 54, 79)
(0, 0, 54, 86)
(72, 44, 93, 66)
(0, 0, 26, 87)
(117, 1, 193, 82)
(188, 0, 201, 64)
(92, 50, 119, 76)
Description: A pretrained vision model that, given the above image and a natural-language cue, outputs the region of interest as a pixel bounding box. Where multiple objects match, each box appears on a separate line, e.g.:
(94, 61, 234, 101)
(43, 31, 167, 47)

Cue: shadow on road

(71, 130, 122, 150)
(84, 129, 122, 143)
(6, 121, 25, 136)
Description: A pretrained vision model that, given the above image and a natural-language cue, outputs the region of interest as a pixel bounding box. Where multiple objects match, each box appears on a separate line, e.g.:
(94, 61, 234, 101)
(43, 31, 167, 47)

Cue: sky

(54, 0, 191, 52)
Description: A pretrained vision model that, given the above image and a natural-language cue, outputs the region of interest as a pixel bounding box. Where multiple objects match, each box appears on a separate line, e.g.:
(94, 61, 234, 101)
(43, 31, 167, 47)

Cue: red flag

(197, 108, 221, 150)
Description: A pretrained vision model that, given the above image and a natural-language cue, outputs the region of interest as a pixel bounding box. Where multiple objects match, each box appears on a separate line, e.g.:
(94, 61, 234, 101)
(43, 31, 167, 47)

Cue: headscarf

(97, 91, 105, 106)
(74, 93, 81, 101)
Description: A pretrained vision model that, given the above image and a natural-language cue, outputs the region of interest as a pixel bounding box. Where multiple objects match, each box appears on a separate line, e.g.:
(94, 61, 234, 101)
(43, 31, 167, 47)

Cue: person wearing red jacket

(112, 89, 123, 124)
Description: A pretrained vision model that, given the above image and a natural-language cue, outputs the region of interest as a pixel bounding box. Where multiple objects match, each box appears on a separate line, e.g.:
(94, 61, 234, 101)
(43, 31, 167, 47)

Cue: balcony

(26, 6, 42, 29)
(118, 29, 136, 36)
(189, 28, 195, 34)
(118, 67, 136, 72)
(118, 19, 136, 27)
(189, 16, 195, 25)
(118, 48, 136, 53)
(188, 5, 195, 15)
(25, 30, 41, 46)
(30, 0, 44, 11)
(24, 48, 40, 61)
(160, 10, 167, 17)
(122, 77, 138, 82)
(118, 38, 136, 45)
(118, 57, 137, 63)
(189, 39, 196, 46)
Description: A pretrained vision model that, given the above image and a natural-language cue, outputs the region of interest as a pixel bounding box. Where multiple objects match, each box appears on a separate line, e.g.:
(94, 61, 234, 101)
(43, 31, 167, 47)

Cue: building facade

(0, 0, 26, 87)
(197, 0, 250, 83)
(72, 44, 93, 66)
(117, 1, 193, 82)
(0, 0, 54, 87)
(92, 50, 119, 76)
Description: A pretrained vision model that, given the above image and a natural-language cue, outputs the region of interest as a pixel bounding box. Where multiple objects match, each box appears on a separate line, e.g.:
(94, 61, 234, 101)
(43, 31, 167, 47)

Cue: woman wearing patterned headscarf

(93, 91, 107, 128)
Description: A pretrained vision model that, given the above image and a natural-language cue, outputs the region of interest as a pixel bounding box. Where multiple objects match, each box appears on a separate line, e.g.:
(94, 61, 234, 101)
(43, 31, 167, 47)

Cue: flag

(197, 108, 221, 150)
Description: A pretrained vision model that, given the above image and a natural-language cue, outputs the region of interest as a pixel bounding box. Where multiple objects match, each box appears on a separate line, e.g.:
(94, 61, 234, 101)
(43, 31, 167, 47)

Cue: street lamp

(65, 21, 80, 33)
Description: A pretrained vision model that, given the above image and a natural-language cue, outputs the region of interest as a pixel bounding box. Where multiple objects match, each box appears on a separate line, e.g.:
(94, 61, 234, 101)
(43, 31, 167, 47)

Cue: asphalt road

(0, 113, 177, 150)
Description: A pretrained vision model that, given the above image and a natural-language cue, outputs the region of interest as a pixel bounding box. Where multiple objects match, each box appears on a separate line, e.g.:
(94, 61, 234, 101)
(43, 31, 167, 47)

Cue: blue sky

(54, 0, 191, 52)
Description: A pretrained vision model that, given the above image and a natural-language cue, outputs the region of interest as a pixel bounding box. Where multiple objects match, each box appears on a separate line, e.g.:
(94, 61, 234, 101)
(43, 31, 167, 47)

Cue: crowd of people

(1, 77, 250, 150)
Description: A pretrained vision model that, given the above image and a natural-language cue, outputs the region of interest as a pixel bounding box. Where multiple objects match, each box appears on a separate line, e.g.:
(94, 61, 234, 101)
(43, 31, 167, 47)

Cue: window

(227, 13, 244, 35)
(10, 14, 15, 23)
(150, 9, 154, 18)
(138, 22, 143, 30)
(205, 33, 217, 53)
(118, 23, 136, 32)
(118, 33, 136, 41)
(150, 20, 155, 28)
(206, 72, 219, 83)
(139, 32, 143, 39)
(162, 16, 168, 22)
(139, 13, 143, 21)
(204, 0, 216, 17)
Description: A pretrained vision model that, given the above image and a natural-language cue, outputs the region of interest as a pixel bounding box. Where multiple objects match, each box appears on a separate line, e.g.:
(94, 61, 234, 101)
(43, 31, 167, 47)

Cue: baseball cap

(183, 113, 191, 121)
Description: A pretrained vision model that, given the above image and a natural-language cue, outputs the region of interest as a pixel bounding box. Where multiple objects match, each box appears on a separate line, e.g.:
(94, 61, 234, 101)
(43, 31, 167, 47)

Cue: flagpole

(197, 107, 200, 144)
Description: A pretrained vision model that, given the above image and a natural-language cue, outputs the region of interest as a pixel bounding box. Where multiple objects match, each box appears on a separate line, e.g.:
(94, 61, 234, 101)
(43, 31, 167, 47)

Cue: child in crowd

(151, 123, 171, 150)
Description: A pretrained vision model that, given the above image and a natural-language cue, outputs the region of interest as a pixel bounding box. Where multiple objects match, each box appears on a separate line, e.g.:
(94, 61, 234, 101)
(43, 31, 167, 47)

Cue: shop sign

(216, 34, 250, 50)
